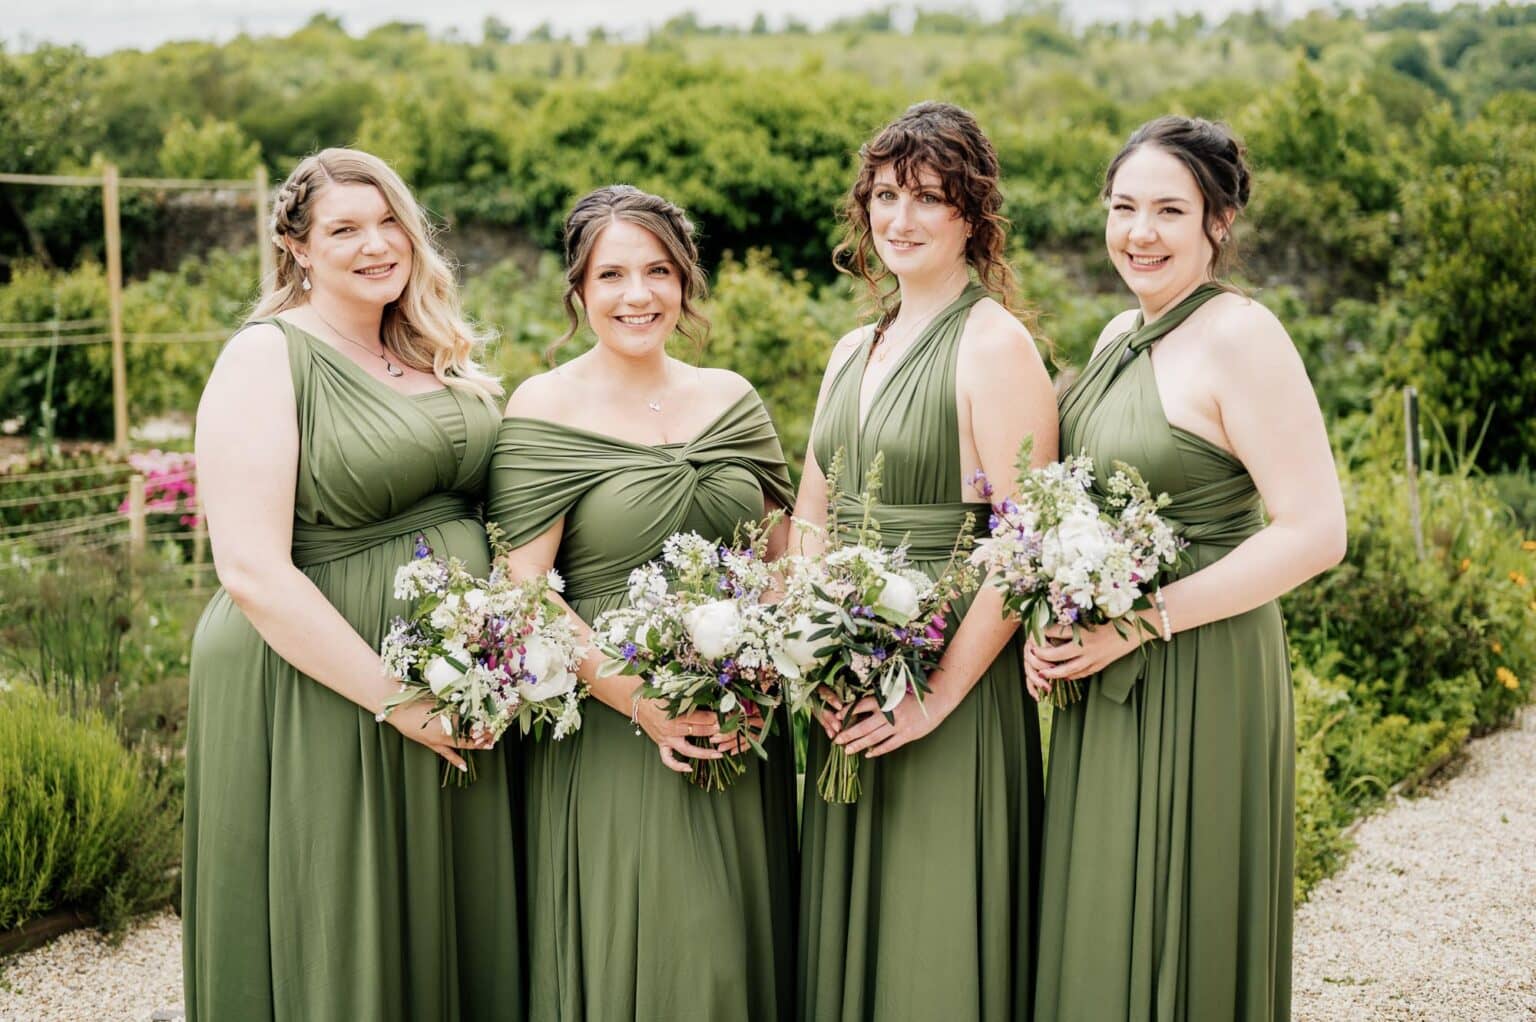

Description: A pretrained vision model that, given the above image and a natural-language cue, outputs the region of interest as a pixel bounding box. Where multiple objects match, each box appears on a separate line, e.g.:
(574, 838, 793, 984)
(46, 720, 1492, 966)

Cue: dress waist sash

(291, 492, 478, 568)
(832, 496, 989, 562)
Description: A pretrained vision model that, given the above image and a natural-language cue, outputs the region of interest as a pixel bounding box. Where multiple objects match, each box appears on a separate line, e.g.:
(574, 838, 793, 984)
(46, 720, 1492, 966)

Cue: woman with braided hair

(183, 148, 522, 1020)
(487, 184, 798, 1020)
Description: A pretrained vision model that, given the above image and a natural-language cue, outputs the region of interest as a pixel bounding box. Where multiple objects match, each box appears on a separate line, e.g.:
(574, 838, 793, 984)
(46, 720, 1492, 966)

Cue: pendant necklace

(869, 300, 948, 365)
(312, 306, 405, 377)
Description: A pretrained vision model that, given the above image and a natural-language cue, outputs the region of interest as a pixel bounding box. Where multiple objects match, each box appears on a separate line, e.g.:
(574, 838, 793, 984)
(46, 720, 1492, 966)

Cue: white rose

(518, 635, 577, 701)
(874, 571, 920, 622)
(683, 600, 745, 660)
(424, 655, 466, 696)
(1042, 511, 1112, 574)
(784, 614, 826, 669)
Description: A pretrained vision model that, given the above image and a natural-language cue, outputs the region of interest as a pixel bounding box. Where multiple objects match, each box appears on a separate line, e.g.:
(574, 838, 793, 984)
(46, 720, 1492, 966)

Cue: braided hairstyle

(254, 147, 501, 399)
(548, 184, 709, 363)
(1103, 116, 1253, 279)
(835, 101, 1032, 338)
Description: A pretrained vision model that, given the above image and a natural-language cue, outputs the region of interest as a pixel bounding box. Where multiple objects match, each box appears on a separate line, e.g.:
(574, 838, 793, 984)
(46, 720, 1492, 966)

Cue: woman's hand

(815, 686, 847, 740)
(1022, 638, 1054, 703)
(831, 681, 960, 759)
(384, 699, 494, 774)
(633, 697, 727, 774)
(1027, 620, 1148, 686)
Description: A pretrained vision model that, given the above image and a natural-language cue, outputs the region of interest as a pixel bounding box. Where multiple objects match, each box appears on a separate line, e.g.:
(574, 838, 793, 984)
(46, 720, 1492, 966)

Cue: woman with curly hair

(795, 101, 1057, 1021)
(183, 148, 521, 1020)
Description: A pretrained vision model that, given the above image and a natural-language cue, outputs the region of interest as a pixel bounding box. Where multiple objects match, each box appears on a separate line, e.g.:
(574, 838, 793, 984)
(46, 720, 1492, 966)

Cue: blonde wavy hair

(254, 147, 501, 399)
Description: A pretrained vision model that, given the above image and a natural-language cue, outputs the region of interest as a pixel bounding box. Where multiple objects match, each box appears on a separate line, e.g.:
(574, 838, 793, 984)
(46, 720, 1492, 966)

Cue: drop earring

(301, 272, 312, 293)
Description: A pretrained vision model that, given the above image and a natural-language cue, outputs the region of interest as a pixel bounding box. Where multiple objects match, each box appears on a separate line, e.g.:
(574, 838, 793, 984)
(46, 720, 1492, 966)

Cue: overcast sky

(6, 1, 1314, 54)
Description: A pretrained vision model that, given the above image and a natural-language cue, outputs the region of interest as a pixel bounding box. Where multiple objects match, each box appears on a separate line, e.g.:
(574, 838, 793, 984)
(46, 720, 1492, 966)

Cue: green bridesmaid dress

(183, 319, 522, 1021)
(799, 284, 1045, 1021)
(487, 388, 799, 1022)
(1035, 282, 1294, 1021)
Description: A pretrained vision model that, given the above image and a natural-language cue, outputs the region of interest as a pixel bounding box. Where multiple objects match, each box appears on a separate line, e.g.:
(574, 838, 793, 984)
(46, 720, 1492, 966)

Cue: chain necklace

(311, 305, 405, 378)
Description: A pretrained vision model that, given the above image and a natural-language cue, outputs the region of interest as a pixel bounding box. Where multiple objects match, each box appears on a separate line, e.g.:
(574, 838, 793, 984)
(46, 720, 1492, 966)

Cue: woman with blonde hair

(183, 147, 522, 1020)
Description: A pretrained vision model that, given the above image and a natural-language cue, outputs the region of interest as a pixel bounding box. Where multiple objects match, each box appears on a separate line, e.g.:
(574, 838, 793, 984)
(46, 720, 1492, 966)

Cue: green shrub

(0, 684, 180, 934)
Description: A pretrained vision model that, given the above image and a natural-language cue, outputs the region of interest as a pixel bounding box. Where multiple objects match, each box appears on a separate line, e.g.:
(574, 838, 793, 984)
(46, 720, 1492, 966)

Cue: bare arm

(198, 326, 476, 769)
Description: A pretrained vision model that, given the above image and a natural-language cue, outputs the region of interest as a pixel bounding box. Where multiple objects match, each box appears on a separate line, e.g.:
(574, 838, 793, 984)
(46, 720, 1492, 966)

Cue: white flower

(519, 635, 578, 701)
(684, 599, 745, 660)
(546, 570, 566, 594)
(429, 592, 462, 631)
(463, 588, 488, 612)
(424, 654, 467, 696)
(782, 614, 826, 670)
(1041, 510, 1113, 575)
(875, 571, 920, 622)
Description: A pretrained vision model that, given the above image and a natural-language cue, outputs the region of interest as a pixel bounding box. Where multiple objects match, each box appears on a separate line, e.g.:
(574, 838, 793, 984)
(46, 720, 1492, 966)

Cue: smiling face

(868, 163, 970, 284)
(580, 218, 683, 359)
(1105, 145, 1221, 312)
(289, 181, 412, 307)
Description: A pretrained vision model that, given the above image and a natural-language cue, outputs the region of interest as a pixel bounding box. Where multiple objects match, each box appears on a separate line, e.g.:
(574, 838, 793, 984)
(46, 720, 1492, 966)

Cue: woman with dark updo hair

(1028, 116, 1345, 1020)
(795, 101, 1056, 1021)
(488, 185, 798, 1020)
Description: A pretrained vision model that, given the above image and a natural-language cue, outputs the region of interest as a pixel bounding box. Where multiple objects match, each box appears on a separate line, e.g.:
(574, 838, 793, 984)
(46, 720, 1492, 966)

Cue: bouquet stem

(689, 743, 747, 793)
(816, 742, 863, 804)
(440, 750, 479, 788)
(1050, 678, 1083, 709)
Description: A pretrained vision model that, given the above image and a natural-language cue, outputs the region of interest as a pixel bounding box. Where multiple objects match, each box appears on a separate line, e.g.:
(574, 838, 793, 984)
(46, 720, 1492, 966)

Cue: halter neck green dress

(1035, 283, 1294, 1021)
(487, 388, 798, 1022)
(183, 319, 522, 1020)
(799, 284, 1044, 1022)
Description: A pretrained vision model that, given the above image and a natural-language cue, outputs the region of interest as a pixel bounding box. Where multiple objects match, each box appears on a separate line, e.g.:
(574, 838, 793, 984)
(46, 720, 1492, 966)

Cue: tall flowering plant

(593, 518, 788, 793)
(381, 535, 587, 785)
(970, 436, 1183, 707)
(782, 451, 980, 804)
(117, 449, 199, 526)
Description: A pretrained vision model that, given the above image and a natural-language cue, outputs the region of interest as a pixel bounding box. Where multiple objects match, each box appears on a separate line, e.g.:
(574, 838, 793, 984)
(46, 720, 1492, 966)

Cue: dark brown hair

(1103, 115, 1253, 278)
(834, 101, 1027, 335)
(549, 184, 709, 363)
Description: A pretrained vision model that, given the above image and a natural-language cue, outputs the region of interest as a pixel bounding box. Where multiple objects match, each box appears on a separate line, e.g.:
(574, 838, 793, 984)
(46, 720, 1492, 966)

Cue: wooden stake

(255, 164, 274, 297)
(103, 163, 128, 452)
(1404, 386, 1425, 560)
(127, 473, 147, 554)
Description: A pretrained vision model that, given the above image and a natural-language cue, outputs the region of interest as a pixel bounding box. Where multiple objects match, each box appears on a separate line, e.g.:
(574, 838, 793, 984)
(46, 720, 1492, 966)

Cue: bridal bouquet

(784, 451, 980, 804)
(381, 535, 587, 784)
(969, 436, 1183, 707)
(593, 519, 789, 793)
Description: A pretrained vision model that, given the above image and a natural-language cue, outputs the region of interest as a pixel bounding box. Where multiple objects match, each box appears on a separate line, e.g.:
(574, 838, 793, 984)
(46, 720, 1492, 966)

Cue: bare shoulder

(696, 365, 755, 399)
(215, 321, 288, 372)
(1201, 292, 1295, 363)
(1090, 308, 1141, 359)
(826, 323, 873, 374)
(502, 366, 572, 419)
(960, 296, 1035, 356)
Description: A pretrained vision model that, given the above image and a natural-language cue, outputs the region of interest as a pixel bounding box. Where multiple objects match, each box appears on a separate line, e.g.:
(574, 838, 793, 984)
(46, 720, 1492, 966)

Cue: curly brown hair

(834, 101, 1028, 335)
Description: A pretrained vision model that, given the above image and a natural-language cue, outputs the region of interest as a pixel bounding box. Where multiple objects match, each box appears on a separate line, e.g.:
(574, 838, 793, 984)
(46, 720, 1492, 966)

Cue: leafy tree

(156, 116, 262, 180)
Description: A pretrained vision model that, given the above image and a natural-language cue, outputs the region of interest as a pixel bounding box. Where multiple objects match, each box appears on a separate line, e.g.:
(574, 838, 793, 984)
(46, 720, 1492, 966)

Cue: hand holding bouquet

(593, 518, 788, 793)
(783, 451, 979, 804)
(381, 535, 587, 784)
(969, 437, 1183, 707)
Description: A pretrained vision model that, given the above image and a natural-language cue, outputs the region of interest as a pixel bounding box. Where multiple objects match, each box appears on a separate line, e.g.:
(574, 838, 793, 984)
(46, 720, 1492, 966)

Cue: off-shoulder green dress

(799, 284, 1045, 1021)
(1035, 283, 1294, 1021)
(487, 388, 798, 1022)
(183, 319, 522, 1021)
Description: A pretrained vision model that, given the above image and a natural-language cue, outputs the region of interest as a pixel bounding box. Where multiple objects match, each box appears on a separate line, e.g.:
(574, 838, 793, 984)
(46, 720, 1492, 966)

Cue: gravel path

(1293, 707, 1536, 1021)
(0, 910, 181, 1021)
(2, 711, 1532, 1021)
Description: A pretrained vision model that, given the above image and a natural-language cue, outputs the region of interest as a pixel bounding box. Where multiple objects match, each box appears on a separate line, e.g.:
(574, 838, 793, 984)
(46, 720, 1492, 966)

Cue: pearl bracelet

(1152, 588, 1173, 643)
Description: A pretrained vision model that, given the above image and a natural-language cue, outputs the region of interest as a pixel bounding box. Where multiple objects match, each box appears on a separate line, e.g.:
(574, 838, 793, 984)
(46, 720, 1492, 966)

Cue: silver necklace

(869, 300, 949, 364)
(312, 306, 404, 378)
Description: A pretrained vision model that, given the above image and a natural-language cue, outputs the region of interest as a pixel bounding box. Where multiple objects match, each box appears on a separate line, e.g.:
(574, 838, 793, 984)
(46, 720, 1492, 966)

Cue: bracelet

(630, 694, 643, 737)
(1152, 588, 1173, 643)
